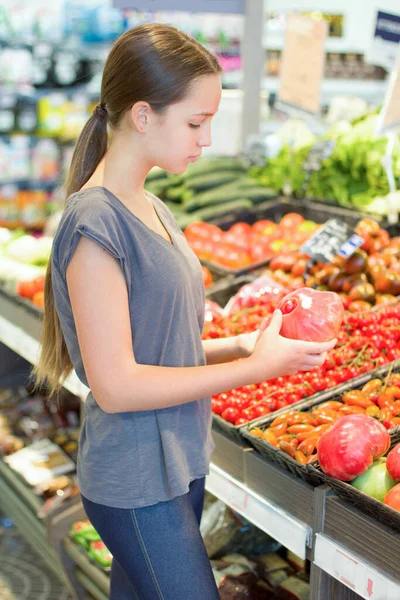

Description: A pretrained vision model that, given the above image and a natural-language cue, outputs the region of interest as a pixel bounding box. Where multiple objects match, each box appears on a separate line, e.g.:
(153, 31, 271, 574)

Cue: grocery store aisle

(0, 515, 72, 600)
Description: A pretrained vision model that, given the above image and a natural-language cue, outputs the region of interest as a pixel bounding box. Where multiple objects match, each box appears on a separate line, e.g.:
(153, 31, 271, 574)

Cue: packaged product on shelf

(31, 138, 60, 180)
(0, 91, 16, 133)
(212, 554, 274, 599)
(15, 95, 39, 133)
(277, 576, 309, 600)
(201, 498, 281, 558)
(256, 553, 291, 580)
(37, 93, 67, 137)
(0, 435, 24, 456)
(17, 189, 47, 226)
(88, 540, 113, 568)
(4, 438, 76, 485)
(0, 184, 19, 222)
(70, 520, 101, 549)
(286, 551, 307, 574)
(36, 476, 80, 519)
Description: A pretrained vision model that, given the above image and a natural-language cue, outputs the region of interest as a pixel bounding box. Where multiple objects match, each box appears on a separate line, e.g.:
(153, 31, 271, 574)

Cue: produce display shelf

(206, 462, 311, 559)
(0, 289, 89, 398)
(0, 467, 68, 583)
(0, 458, 43, 517)
(63, 538, 110, 596)
(322, 496, 400, 587)
(314, 533, 400, 600)
(74, 568, 109, 600)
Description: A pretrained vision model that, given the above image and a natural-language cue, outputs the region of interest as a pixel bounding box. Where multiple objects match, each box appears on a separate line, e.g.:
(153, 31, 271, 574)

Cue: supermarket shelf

(206, 462, 311, 559)
(75, 568, 109, 600)
(0, 459, 43, 516)
(314, 534, 400, 600)
(63, 538, 110, 596)
(0, 468, 68, 583)
(0, 289, 89, 398)
(0, 179, 60, 191)
(323, 496, 400, 585)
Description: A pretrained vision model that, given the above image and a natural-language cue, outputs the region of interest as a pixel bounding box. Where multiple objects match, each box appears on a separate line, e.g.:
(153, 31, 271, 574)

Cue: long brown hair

(34, 23, 221, 395)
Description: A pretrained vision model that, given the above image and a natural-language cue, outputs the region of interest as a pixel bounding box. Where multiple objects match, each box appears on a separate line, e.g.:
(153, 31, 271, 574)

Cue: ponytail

(33, 107, 108, 395)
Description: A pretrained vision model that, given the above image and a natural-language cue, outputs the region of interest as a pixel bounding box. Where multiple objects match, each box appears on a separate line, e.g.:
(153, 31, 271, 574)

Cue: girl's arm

(202, 332, 258, 364)
(67, 237, 335, 414)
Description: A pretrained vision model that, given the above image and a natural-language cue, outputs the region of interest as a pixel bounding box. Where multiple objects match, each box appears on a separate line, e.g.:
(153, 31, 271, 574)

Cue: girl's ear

(129, 102, 151, 133)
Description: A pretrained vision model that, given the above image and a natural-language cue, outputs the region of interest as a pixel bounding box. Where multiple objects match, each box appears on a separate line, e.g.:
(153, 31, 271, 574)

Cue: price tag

(277, 15, 328, 115)
(334, 548, 357, 589)
(301, 218, 364, 263)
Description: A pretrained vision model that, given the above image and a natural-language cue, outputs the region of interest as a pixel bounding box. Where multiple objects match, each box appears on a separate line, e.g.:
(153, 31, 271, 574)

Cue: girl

(35, 23, 335, 600)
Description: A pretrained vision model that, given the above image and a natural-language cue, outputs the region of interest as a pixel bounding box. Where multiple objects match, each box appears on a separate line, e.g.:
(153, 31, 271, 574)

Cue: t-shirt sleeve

(52, 193, 125, 278)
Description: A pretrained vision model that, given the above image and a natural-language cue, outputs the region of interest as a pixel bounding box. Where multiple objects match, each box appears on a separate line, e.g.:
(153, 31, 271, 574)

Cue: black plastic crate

(200, 196, 379, 277)
(241, 361, 400, 486)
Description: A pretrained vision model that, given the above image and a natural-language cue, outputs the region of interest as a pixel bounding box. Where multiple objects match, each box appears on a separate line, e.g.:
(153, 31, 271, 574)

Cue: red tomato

(214, 245, 252, 269)
(386, 444, 400, 482)
(229, 222, 252, 237)
(189, 238, 215, 261)
(17, 280, 37, 299)
(32, 290, 45, 309)
(280, 213, 304, 230)
(235, 417, 249, 426)
(384, 483, 400, 511)
(318, 414, 390, 481)
(201, 267, 213, 288)
(223, 231, 250, 252)
(254, 405, 271, 418)
(221, 407, 241, 424)
(278, 288, 344, 342)
(252, 220, 276, 235)
(212, 398, 227, 415)
(184, 221, 222, 243)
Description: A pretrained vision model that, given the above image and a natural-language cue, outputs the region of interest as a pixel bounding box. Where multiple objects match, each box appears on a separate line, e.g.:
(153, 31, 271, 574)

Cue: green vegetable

(183, 156, 246, 180)
(88, 541, 113, 568)
(182, 198, 252, 225)
(145, 167, 168, 182)
(351, 458, 396, 501)
(186, 170, 242, 191)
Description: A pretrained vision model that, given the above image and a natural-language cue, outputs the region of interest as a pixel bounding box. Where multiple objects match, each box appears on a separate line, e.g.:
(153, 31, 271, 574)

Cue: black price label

(301, 218, 364, 263)
(303, 139, 335, 173)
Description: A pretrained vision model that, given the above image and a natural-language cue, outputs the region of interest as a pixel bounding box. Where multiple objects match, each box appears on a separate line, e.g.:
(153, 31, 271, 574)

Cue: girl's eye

(189, 123, 201, 129)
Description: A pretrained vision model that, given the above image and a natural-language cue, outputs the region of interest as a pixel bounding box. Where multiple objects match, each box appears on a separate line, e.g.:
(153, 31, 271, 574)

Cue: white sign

(277, 15, 327, 115)
(366, 10, 400, 72)
(376, 48, 400, 136)
(314, 534, 400, 600)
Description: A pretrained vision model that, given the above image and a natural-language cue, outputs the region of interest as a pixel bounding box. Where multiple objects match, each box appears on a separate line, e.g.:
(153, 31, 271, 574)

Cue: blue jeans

(81, 478, 220, 600)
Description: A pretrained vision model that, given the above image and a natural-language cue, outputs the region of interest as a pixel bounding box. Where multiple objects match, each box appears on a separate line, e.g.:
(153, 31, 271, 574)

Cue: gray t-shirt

(51, 186, 214, 509)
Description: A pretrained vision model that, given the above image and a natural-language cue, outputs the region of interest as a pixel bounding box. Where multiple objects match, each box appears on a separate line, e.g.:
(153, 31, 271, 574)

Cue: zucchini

(184, 199, 253, 224)
(165, 184, 187, 201)
(184, 179, 278, 212)
(146, 167, 168, 182)
(144, 178, 174, 197)
(241, 187, 279, 204)
(186, 170, 242, 192)
(183, 157, 246, 180)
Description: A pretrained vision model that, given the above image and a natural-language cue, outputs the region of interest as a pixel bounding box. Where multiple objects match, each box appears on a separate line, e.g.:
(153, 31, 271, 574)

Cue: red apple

(386, 444, 400, 482)
(277, 287, 344, 342)
(318, 414, 390, 481)
(384, 483, 400, 511)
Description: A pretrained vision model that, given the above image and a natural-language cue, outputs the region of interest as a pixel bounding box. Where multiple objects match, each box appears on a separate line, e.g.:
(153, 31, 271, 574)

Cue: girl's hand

(249, 310, 337, 381)
(237, 315, 272, 358)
